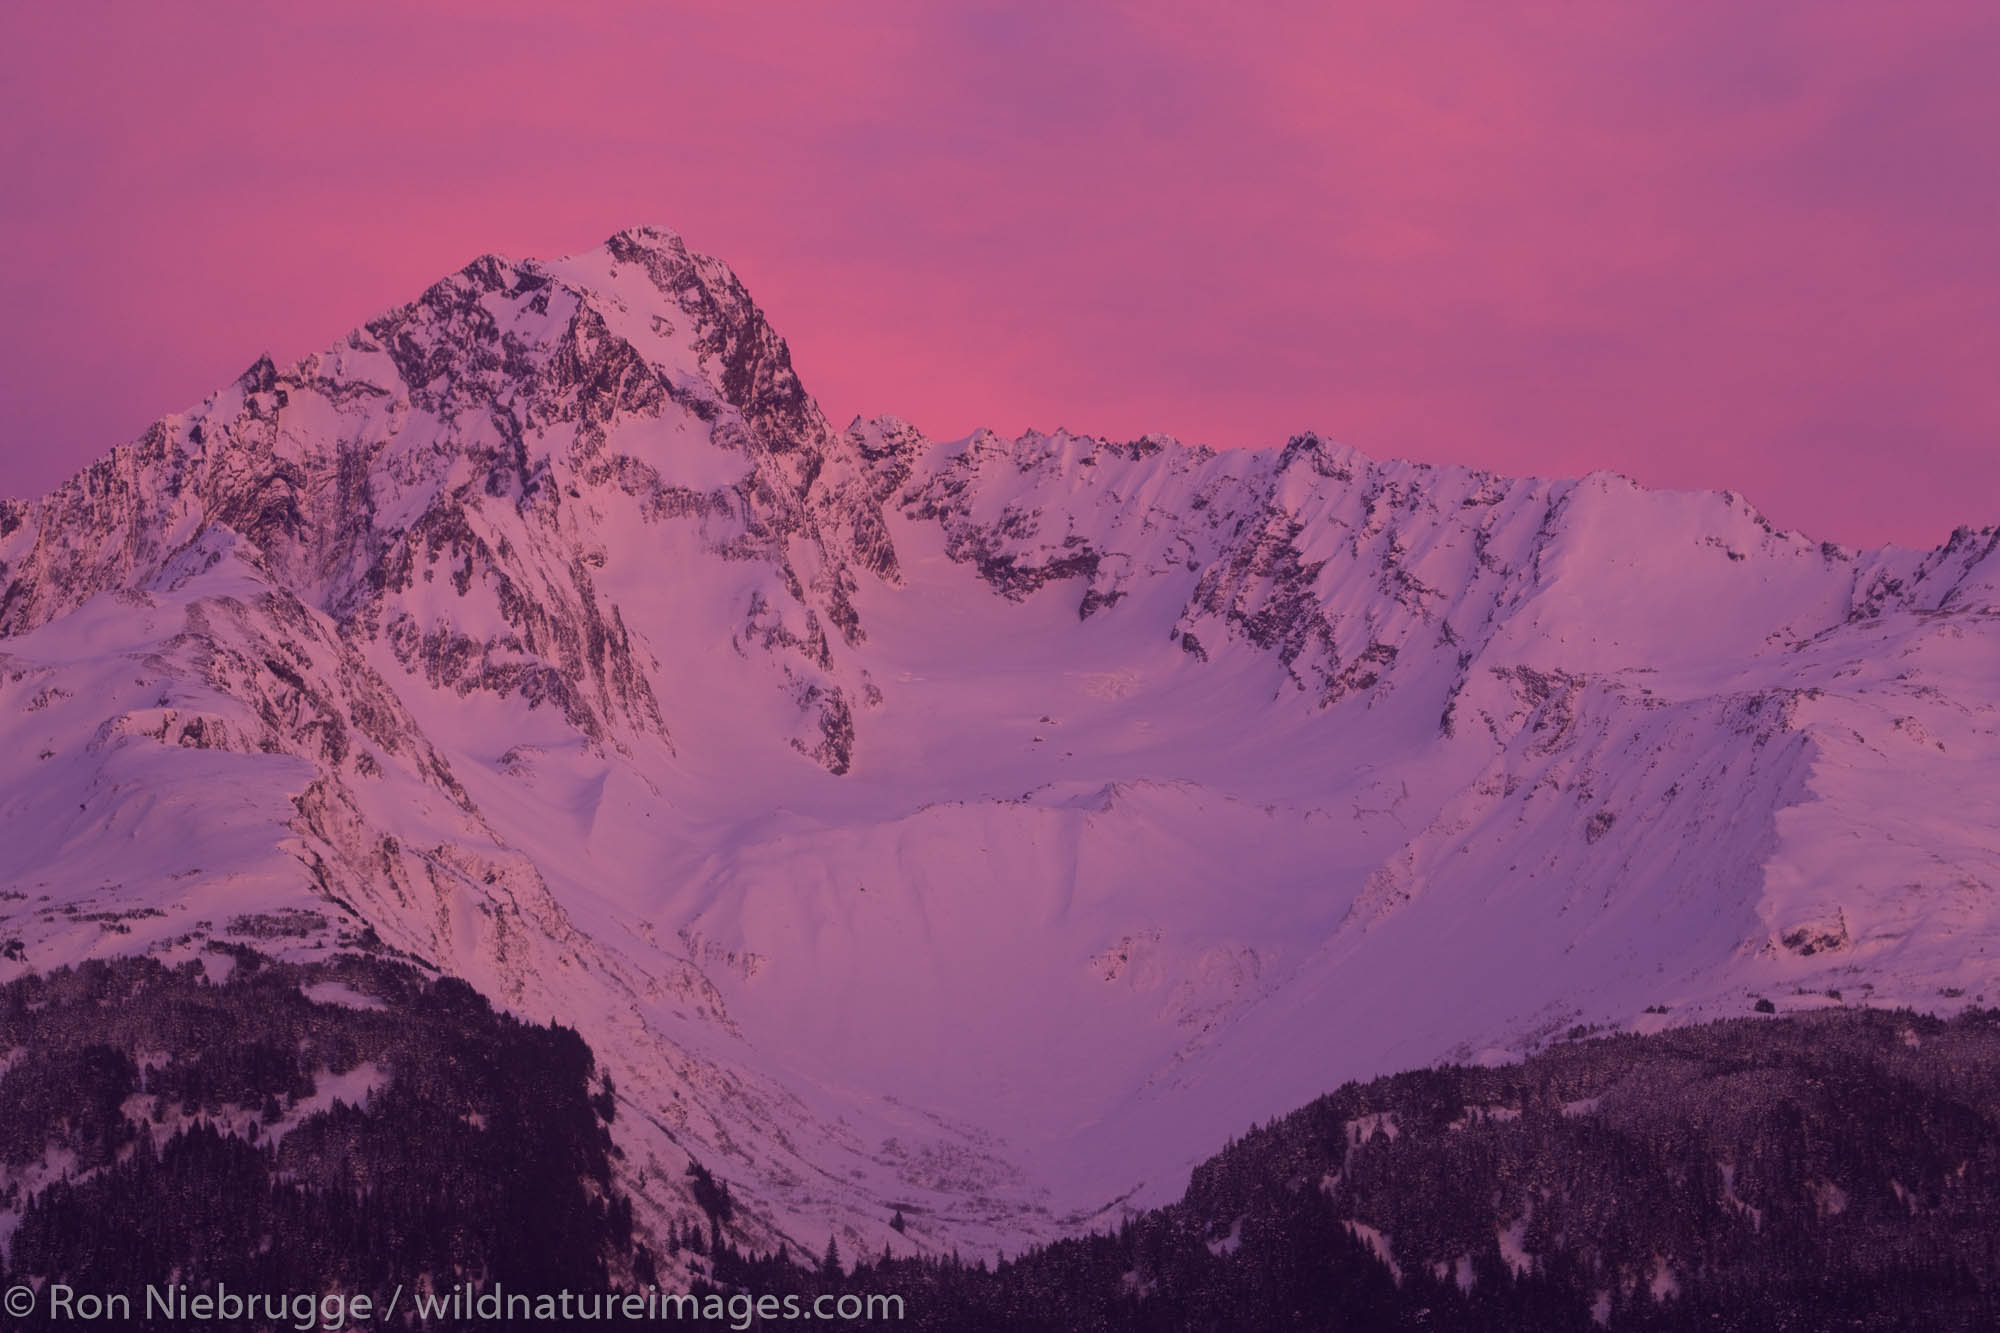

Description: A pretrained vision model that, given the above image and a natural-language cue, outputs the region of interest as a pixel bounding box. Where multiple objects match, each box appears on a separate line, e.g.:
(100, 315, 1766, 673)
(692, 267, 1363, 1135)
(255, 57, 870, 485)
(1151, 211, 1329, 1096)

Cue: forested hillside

(0, 951, 641, 1327)
(755, 1007, 2000, 1331)
(7, 956, 2000, 1330)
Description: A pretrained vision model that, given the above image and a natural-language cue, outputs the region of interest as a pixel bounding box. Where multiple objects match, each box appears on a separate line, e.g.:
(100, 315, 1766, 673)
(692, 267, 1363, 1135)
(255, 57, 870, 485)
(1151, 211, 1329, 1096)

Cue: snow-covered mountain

(2, 226, 1995, 1264)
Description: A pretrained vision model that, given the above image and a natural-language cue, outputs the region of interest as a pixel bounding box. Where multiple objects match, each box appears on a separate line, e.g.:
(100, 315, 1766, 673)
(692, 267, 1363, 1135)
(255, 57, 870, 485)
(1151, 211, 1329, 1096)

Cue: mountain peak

(2, 226, 1998, 1270)
(605, 221, 687, 250)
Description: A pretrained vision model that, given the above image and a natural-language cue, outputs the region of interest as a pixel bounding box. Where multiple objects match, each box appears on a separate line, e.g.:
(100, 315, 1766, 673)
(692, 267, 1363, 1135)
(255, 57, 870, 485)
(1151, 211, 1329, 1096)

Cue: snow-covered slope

(2, 227, 1996, 1264)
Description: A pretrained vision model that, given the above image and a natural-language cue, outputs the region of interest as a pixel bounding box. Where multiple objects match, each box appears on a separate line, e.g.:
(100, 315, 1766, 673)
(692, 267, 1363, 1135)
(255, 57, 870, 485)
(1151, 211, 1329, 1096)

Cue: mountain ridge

(0, 226, 1995, 1269)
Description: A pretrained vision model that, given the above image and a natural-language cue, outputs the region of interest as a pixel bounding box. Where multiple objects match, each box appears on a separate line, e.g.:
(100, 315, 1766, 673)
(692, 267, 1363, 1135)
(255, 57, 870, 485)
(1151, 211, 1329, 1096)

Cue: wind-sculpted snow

(1, 227, 1996, 1270)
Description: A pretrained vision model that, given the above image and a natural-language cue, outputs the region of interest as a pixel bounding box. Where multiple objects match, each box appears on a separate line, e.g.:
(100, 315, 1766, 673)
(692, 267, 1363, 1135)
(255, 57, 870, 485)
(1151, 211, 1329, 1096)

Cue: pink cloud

(1, 1, 1993, 546)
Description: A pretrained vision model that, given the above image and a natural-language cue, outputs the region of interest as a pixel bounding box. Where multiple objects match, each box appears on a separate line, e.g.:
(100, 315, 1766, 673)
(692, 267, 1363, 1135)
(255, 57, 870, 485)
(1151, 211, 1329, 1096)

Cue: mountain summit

(1, 228, 1996, 1262)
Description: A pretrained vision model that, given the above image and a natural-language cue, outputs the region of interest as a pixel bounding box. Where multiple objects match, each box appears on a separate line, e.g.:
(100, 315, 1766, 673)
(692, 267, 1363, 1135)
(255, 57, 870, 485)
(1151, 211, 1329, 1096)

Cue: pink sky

(2, 1, 1994, 548)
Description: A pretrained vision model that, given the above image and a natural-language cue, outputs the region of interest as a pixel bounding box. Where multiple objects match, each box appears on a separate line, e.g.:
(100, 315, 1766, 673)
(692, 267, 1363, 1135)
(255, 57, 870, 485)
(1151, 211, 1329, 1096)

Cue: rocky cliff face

(1, 227, 1996, 1267)
(0, 226, 878, 769)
